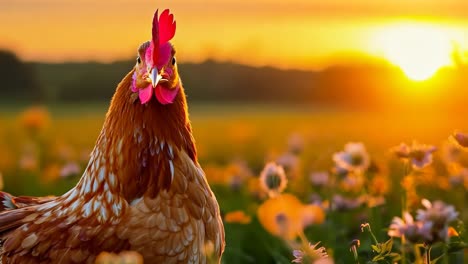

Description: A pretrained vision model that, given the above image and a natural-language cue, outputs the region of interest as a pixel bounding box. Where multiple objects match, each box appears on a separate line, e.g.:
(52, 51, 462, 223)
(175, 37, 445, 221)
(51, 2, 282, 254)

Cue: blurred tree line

(0, 50, 42, 102)
(1, 49, 467, 113)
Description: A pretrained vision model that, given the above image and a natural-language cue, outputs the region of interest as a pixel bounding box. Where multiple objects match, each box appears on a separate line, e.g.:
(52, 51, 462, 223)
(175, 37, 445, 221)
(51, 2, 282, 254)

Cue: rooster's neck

(80, 71, 197, 202)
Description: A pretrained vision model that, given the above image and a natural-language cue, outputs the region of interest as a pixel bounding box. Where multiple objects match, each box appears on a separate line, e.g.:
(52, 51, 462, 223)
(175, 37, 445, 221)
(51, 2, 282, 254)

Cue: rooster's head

(131, 9, 178, 105)
(103, 8, 196, 200)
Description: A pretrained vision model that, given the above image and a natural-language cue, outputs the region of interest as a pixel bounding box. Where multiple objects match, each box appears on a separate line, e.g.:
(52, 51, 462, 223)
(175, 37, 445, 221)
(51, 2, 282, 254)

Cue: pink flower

(309, 171, 329, 187)
(392, 143, 411, 159)
(451, 132, 468, 148)
(60, 162, 81, 178)
(441, 140, 462, 163)
(391, 141, 437, 170)
(287, 133, 304, 154)
(19, 154, 38, 171)
(417, 200, 458, 226)
(416, 199, 459, 242)
(389, 199, 459, 243)
(388, 212, 433, 243)
(276, 152, 300, 179)
(331, 194, 364, 211)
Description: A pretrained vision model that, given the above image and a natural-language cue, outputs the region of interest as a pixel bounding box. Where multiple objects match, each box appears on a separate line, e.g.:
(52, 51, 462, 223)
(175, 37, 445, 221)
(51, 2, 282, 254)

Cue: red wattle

(155, 85, 179, 105)
(138, 86, 153, 104)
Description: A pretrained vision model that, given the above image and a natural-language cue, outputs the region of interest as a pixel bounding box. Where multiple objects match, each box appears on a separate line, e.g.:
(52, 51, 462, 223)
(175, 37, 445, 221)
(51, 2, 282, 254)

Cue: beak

(149, 67, 162, 88)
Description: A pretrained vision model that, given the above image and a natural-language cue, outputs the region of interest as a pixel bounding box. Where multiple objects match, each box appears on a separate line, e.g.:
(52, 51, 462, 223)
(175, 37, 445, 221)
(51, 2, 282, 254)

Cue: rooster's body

(0, 9, 224, 264)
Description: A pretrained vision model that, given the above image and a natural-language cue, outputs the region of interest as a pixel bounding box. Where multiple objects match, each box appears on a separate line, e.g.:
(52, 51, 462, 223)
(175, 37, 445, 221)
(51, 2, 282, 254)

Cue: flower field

(0, 104, 467, 263)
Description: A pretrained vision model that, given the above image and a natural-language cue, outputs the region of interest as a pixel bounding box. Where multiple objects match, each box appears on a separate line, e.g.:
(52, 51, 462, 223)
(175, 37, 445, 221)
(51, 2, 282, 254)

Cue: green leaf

(381, 238, 393, 253)
(371, 245, 381, 253)
(447, 241, 468, 253)
(430, 254, 444, 264)
(388, 252, 401, 261)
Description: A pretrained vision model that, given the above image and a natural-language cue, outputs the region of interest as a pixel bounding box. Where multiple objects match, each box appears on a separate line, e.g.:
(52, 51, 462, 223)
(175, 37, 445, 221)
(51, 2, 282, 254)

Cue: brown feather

(0, 207, 37, 233)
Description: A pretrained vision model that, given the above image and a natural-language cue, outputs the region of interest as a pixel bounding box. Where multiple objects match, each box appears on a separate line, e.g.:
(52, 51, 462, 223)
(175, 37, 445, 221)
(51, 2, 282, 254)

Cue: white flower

(292, 242, 330, 264)
(259, 162, 288, 197)
(333, 142, 370, 172)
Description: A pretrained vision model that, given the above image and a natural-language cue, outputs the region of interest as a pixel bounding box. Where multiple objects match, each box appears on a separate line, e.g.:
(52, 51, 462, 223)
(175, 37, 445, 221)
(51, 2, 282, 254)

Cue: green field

(0, 103, 467, 263)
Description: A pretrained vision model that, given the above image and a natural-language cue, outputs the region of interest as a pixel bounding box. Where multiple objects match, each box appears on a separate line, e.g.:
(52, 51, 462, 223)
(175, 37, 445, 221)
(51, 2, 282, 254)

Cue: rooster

(0, 9, 225, 264)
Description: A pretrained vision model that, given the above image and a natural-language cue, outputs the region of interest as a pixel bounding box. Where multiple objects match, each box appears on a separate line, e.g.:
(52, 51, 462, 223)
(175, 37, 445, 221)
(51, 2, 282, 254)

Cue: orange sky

(1, 0, 468, 69)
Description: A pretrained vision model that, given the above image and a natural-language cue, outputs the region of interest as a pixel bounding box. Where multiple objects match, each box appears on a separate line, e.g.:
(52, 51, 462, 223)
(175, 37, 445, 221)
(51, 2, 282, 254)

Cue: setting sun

(375, 23, 454, 81)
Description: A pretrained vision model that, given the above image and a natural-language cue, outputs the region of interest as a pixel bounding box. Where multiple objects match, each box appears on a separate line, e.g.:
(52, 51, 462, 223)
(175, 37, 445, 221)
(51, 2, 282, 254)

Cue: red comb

(151, 9, 176, 67)
(158, 9, 176, 44)
(151, 10, 160, 67)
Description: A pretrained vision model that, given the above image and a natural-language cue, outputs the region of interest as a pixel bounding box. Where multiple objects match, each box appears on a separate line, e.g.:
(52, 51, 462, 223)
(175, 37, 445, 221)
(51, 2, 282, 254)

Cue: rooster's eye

(172, 57, 176, 66)
(137, 57, 141, 64)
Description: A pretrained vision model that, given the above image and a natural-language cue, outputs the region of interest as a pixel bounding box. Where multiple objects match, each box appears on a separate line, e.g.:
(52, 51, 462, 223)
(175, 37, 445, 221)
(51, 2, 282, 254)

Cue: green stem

(425, 245, 432, 264)
(401, 236, 407, 264)
(414, 244, 423, 264)
(298, 230, 309, 248)
(443, 244, 448, 264)
(369, 230, 379, 245)
(401, 161, 410, 264)
(361, 223, 379, 245)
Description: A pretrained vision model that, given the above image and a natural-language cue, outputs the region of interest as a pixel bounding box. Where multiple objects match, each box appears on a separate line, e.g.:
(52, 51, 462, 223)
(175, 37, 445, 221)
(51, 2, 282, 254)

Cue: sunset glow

(0, 1, 467, 70)
(374, 23, 455, 81)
